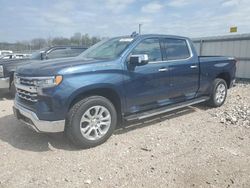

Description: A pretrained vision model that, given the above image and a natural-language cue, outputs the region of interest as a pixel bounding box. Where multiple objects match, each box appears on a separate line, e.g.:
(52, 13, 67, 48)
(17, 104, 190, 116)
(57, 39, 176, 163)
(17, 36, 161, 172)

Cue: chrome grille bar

(15, 75, 38, 103)
(17, 92, 38, 102)
(15, 83, 37, 93)
(17, 89, 37, 97)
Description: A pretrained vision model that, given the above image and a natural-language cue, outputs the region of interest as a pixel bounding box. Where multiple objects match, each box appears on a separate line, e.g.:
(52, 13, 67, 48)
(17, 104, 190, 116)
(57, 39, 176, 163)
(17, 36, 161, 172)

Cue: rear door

(163, 38, 199, 102)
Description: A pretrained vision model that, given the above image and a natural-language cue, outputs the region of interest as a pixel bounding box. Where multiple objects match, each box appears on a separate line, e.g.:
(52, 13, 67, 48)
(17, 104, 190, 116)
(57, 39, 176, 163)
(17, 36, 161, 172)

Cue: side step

(125, 96, 209, 121)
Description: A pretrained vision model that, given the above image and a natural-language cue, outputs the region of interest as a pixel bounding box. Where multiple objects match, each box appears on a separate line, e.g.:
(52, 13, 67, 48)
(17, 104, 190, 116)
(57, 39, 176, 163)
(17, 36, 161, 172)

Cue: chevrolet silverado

(13, 34, 236, 148)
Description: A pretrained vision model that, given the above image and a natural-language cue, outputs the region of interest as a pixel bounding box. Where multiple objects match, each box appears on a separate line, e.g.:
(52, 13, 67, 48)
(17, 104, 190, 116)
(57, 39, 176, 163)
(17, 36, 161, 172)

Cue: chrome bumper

(0, 77, 9, 89)
(13, 101, 65, 133)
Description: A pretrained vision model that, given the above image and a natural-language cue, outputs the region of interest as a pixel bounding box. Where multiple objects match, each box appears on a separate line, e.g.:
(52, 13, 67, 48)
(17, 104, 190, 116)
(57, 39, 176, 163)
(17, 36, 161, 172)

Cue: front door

(124, 38, 171, 114)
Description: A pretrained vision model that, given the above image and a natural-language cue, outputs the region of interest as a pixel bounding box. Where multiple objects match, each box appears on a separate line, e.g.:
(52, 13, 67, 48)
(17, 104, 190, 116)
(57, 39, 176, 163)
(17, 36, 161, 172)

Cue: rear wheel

(207, 78, 227, 107)
(66, 96, 117, 148)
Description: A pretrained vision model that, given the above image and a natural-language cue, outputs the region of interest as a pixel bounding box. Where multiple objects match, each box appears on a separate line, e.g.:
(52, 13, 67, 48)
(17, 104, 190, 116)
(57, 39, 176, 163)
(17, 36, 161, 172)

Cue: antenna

(139, 24, 142, 34)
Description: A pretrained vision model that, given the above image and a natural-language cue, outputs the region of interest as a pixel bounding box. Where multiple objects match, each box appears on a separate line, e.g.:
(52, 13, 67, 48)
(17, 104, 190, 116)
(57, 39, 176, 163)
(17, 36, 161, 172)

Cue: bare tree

(0, 33, 101, 52)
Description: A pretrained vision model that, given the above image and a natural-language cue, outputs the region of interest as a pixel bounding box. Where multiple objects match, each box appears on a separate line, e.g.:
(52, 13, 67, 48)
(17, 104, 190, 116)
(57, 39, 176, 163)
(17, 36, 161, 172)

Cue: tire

(66, 96, 117, 148)
(207, 78, 228, 107)
(10, 81, 16, 98)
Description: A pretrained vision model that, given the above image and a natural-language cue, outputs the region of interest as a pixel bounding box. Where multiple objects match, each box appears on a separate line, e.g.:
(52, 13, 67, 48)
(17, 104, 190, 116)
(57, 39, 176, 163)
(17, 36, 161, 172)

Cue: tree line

(0, 33, 102, 53)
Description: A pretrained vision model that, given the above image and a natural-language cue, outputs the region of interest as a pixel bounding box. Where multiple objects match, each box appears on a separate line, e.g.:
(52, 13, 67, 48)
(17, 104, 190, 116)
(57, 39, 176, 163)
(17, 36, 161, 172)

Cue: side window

(47, 48, 86, 59)
(46, 48, 68, 59)
(165, 39, 190, 60)
(132, 38, 162, 62)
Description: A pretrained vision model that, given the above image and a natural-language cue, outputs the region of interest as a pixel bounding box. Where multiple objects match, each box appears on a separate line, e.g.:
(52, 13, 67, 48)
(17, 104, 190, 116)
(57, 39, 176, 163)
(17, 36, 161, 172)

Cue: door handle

(190, 65, 198, 69)
(158, 68, 168, 72)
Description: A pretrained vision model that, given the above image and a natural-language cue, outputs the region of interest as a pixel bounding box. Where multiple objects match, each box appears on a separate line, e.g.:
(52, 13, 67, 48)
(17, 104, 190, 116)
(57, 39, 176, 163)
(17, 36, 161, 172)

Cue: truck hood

(16, 57, 119, 76)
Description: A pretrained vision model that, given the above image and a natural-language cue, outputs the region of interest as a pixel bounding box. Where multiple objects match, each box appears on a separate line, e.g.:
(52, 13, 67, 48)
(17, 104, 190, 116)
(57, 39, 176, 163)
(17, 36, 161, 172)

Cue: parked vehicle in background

(0, 46, 87, 96)
(0, 54, 15, 59)
(14, 54, 31, 59)
(13, 34, 237, 148)
(30, 46, 87, 60)
(0, 53, 30, 59)
(0, 50, 13, 58)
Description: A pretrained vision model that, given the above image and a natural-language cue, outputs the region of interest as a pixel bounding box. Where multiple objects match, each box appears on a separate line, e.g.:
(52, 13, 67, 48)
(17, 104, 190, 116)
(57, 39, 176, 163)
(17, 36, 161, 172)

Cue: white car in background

(0, 50, 13, 58)
(0, 54, 31, 59)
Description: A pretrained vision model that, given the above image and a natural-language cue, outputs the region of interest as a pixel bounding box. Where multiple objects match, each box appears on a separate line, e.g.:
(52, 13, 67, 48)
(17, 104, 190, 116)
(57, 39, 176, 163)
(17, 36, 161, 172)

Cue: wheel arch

(216, 72, 231, 88)
(67, 84, 124, 124)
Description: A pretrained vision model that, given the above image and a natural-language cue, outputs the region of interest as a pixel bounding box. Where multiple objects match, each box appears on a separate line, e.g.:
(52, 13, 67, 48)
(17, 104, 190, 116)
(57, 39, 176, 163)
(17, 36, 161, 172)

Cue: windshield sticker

(119, 38, 134, 42)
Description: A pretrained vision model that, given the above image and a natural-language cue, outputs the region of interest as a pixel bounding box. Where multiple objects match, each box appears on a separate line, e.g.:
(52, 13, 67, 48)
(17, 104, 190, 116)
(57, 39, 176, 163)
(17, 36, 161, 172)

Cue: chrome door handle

(190, 65, 198, 69)
(158, 68, 168, 72)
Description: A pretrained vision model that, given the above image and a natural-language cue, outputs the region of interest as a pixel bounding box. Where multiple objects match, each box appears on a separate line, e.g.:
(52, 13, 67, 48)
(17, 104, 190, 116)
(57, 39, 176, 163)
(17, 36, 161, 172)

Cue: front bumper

(0, 77, 9, 89)
(13, 101, 65, 133)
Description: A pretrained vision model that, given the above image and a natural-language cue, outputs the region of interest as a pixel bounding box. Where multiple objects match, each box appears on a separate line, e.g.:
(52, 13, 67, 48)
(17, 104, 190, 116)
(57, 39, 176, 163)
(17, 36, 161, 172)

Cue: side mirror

(129, 54, 149, 66)
(41, 52, 47, 60)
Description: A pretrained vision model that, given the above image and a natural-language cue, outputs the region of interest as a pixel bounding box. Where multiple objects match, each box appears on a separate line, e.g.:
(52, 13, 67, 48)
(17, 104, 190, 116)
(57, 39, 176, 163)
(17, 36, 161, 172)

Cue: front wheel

(207, 78, 228, 107)
(66, 96, 117, 148)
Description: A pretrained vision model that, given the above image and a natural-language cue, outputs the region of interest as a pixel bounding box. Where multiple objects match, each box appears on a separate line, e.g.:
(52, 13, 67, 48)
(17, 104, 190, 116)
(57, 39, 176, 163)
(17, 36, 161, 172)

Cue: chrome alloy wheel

(80, 105, 111, 141)
(215, 83, 226, 104)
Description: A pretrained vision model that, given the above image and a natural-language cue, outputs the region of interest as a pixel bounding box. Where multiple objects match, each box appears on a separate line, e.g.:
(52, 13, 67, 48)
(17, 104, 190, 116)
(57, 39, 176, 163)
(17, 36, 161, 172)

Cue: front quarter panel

(39, 60, 126, 121)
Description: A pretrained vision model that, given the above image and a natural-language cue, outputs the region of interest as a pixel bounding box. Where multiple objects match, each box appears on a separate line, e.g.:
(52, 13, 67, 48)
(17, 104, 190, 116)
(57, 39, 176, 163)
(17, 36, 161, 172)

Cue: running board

(125, 96, 209, 121)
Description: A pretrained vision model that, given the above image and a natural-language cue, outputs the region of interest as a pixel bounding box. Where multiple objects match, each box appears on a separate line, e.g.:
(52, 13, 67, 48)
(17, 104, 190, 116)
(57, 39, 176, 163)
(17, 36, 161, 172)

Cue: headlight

(0, 65, 4, 77)
(35, 75, 63, 88)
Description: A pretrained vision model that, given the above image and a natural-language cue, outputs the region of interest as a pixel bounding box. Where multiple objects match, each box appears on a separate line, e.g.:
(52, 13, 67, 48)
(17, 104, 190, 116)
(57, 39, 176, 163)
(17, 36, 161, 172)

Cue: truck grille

(15, 76, 38, 103)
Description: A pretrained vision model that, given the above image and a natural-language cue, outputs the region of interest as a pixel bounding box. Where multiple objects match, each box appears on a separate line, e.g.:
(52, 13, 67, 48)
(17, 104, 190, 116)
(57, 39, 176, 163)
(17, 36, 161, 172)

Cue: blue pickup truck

(13, 34, 236, 148)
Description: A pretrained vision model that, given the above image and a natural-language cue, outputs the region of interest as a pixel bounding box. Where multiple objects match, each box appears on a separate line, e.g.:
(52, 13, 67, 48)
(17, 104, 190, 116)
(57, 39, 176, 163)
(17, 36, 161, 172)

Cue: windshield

(30, 47, 49, 60)
(80, 37, 134, 60)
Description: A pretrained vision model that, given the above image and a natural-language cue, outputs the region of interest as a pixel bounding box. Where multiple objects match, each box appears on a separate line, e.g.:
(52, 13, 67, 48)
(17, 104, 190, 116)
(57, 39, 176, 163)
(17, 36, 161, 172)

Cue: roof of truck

(115, 33, 190, 41)
(138, 34, 189, 39)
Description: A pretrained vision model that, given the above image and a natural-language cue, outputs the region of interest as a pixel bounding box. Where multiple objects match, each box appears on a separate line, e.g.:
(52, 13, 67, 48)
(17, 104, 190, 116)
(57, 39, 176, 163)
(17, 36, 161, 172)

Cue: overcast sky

(0, 0, 249, 42)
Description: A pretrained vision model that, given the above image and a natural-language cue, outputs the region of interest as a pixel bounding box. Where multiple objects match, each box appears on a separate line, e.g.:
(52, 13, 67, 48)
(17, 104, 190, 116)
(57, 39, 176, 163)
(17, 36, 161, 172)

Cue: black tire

(66, 96, 117, 148)
(10, 81, 16, 98)
(207, 78, 228, 107)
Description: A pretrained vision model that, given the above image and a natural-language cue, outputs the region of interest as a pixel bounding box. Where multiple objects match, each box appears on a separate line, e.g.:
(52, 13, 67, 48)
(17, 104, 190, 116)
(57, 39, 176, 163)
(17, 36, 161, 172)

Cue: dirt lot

(0, 83, 250, 188)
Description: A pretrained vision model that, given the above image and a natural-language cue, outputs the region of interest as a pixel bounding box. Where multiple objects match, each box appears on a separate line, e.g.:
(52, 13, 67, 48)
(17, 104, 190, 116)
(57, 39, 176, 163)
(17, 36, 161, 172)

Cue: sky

(0, 0, 249, 42)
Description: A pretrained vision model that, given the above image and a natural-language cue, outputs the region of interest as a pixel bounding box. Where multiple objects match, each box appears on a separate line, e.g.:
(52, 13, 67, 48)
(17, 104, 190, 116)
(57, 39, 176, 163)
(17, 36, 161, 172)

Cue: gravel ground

(0, 83, 250, 188)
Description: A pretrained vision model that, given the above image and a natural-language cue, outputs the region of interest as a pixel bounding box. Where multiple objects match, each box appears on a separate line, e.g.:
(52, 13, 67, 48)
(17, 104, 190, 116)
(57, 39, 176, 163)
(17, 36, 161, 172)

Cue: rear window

(47, 48, 86, 59)
(165, 39, 190, 60)
(47, 48, 67, 59)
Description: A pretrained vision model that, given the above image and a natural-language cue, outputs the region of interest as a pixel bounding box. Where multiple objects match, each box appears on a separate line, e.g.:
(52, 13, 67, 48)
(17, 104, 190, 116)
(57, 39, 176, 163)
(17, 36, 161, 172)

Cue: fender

(67, 83, 126, 114)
